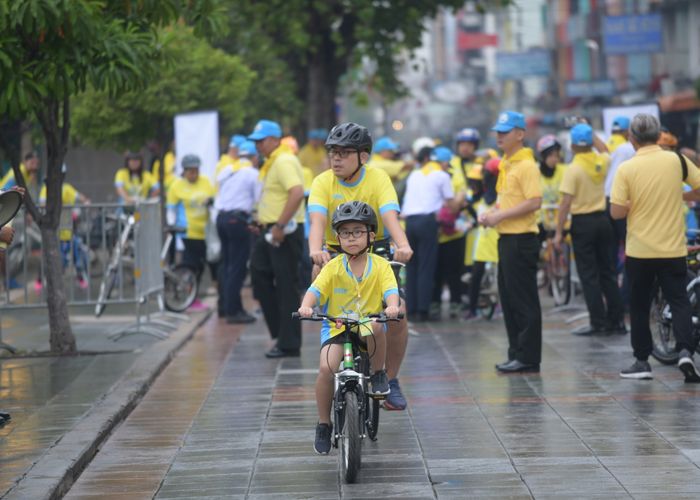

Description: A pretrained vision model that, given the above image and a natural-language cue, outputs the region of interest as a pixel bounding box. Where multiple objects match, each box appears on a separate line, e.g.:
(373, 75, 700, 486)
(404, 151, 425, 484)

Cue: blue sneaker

(384, 378, 407, 410)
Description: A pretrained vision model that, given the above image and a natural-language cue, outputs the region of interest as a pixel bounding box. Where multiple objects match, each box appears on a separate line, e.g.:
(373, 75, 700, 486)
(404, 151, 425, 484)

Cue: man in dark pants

(248, 120, 306, 358)
(401, 146, 457, 321)
(611, 113, 700, 381)
(215, 141, 260, 324)
(554, 123, 625, 336)
(480, 111, 543, 373)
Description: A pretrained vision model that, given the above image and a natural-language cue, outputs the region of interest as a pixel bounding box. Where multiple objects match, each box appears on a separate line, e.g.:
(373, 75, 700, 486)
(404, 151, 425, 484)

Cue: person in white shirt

(402, 146, 459, 321)
(215, 140, 261, 324)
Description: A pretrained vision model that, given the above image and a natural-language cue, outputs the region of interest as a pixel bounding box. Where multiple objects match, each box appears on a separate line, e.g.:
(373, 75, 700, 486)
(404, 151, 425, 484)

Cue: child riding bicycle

(297, 201, 400, 455)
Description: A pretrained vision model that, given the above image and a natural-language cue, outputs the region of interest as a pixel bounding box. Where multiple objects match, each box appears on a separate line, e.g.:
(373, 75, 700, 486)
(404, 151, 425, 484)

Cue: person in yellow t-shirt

(366, 137, 411, 181)
(215, 134, 246, 178)
(535, 134, 567, 238)
(298, 128, 328, 178)
(610, 114, 700, 381)
(480, 111, 542, 373)
(297, 201, 399, 455)
(465, 157, 500, 320)
(151, 148, 176, 190)
(554, 123, 624, 337)
(39, 164, 91, 288)
(1, 151, 41, 199)
(167, 154, 215, 311)
(248, 119, 306, 358)
(114, 151, 159, 204)
(607, 116, 630, 153)
(430, 146, 468, 320)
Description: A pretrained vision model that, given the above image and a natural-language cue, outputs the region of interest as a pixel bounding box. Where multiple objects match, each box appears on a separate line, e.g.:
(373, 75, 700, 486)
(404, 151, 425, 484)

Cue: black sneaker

(678, 349, 700, 383)
(369, 369, 390, 395)
(314, 422, 332, 454)
(620, 359, 653, 380)
(605, 322, 628, 335)
(226, 311, 256, 324)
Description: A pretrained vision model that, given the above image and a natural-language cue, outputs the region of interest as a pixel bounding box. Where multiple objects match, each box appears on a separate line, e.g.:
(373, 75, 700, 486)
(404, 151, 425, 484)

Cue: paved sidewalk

(63, 298, 700, 499)
(0, 302, 212, 499)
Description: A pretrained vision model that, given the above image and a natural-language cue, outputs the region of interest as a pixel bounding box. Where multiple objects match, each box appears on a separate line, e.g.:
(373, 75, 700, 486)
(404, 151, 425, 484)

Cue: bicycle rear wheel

(549, 242, 571, 306)
(650, 283, 679, 365)
(164, 264, 198, 312)
(340, 391, 362, 483)
(365, 395, 380, 441)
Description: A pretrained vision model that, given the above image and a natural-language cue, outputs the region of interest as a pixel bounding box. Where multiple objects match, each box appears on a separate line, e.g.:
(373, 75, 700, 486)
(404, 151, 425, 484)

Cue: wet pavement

(58, 295, 700, 499)
(0, 301, 211, 499)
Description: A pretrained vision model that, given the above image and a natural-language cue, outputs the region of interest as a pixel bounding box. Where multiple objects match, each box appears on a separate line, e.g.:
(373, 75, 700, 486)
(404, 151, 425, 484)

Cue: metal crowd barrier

(0, 200, 184, 344)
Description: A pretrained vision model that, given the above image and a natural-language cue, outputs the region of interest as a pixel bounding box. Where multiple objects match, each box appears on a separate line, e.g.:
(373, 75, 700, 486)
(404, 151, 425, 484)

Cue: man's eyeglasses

(337, 229, 368, 240)
(326, 148, 357, 159)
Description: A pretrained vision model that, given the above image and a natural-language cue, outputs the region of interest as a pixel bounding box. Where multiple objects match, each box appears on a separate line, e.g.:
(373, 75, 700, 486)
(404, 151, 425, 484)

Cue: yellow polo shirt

(559, 152, 608, 214)
(496, 148, 542, 234)
(611, 145, 700, 258)
(367, 155, 404, 179)
(257, 145, 305, 224)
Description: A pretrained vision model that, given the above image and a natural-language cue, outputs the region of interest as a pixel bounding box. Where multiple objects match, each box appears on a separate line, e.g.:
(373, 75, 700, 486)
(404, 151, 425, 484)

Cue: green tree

(0, 0, 227, 353)
(222, 0, 513, 134)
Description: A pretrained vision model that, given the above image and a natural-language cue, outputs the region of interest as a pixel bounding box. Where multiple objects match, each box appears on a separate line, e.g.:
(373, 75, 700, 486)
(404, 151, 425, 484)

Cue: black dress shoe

(571, 324, 607, 336)
(495, 359, 513, 370)
(496, 359, 540, 373)
(265, 346, 301, 358)
(605, 322, 628, 335)
(227, 311, 256, 324)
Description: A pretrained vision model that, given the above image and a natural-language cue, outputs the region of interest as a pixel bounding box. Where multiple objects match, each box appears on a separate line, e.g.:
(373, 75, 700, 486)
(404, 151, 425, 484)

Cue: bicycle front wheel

(95, 267, 118, 317)
(549, 242, 571, 306)
(340, 391, 362, 483)
(164, 264, 198, 312)
(650, 284, 679, 365)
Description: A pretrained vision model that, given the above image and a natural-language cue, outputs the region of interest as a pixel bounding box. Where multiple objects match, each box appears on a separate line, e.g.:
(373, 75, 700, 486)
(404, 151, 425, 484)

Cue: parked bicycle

(650, 243, 700, 364)
(94, 212, 197, 317)
(293, 311, 402, 483)
(539, 204, 572, 306)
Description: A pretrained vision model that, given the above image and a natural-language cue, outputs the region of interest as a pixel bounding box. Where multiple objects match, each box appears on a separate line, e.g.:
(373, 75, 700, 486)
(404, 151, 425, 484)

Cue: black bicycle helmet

(325, 123, 373, 153)
(181, 154, 201, 169)
(332, 201, 377, 233)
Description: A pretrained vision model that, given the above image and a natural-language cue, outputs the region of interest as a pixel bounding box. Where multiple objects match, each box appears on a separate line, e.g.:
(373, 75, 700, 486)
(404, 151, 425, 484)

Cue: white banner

(602, 104, 659, 139)
(174, 111, 219, 182)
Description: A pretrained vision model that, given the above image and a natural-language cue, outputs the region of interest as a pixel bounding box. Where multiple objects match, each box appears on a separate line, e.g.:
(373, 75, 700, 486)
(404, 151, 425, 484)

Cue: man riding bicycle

(307, 122, 413, 411)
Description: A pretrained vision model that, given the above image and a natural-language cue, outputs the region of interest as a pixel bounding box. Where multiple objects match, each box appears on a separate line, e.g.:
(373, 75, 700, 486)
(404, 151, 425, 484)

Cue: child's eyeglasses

(337, 229, 368, 240)
(326, 148, 357, 159)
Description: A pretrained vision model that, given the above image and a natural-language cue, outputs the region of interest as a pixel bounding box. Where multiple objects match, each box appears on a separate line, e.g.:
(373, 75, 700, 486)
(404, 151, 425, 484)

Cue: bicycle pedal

(369, 393, 387, 400)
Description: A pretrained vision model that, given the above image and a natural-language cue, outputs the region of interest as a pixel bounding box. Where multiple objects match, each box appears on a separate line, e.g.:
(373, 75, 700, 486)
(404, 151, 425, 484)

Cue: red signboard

(458, 32, 499, 51)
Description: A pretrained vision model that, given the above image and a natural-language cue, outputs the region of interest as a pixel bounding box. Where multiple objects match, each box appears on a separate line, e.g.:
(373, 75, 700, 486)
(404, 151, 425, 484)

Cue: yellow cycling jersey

(539, 163, 567, 230)
(114, 168, 158, 202)
(308, 166, 399, 247)
(151, 151, 176, 189)
(166, 176, 215, 240)
(39, 183, 79, 241)
(309, 253, 399, 344)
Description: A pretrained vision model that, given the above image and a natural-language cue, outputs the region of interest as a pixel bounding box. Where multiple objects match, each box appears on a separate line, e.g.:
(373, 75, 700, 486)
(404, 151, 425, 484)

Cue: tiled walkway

(65, 302, 700, 499)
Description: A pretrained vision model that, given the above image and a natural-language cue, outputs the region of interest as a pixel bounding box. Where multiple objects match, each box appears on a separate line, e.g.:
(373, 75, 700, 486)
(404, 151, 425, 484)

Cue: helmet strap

(344, 152, 363, 183)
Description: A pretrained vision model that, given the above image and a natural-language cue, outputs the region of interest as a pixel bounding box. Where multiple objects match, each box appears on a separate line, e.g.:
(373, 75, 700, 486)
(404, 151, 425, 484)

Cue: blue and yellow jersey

(166, 176, 215, 240)
(1, 164, 29, 190)
(114, 168, 159, 202)
(308, 167, 400, 247)
(151, 151, 176, 190)
(39, 183, 80, 241)
(308, 253, 399, 344)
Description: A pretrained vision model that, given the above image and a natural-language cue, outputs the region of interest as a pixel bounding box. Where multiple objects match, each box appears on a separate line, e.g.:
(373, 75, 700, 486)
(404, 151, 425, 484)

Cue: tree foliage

(0, 0, 228, 353)
(221, 0, 514, 132)
(72, 26, 255, 151)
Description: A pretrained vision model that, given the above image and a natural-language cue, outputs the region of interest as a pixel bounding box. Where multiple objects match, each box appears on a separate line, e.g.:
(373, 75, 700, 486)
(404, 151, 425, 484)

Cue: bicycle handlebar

(292, 312, 404, 323)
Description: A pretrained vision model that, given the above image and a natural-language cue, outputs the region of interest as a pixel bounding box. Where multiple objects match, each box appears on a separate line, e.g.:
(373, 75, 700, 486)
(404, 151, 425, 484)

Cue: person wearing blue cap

(554, 123, 625, 337)
(215, 134, 247, 178)
(248, 119, 306, 358)
(298, 128, 328, 178)
(402, 146, 460, 322)
(367, 137, 408, 180)
(607, 116, 630, 153)
(480, 110, 542, 373)
(214, 139, 261, 325)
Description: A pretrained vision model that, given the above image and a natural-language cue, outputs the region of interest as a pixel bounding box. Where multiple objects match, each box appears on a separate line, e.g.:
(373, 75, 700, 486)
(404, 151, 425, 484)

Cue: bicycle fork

(333, 372, 367, 447)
